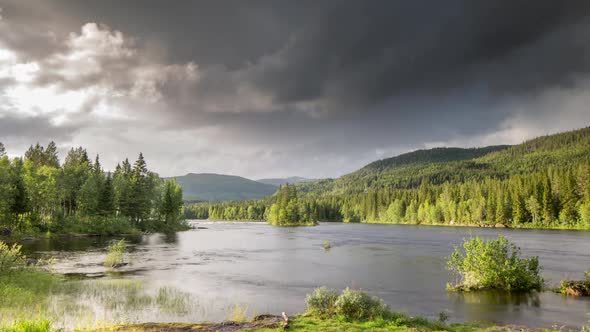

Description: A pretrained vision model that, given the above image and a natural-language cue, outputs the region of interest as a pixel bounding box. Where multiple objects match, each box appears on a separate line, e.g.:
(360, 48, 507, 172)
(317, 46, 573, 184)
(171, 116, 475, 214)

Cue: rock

(26, 258, 38, 266)
(494, 223, 507, 228)
(197, 227, 208, 229)
(111, 262, 129, 269)
(0, 227, 12, 236)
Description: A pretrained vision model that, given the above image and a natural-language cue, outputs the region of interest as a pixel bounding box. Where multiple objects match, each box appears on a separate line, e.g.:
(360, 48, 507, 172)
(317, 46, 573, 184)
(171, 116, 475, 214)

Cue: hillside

(256, 176, 314, 186)
(188, 126, 590, 228)
(172, 173, 277, 201)
(298, 127, 590, 196)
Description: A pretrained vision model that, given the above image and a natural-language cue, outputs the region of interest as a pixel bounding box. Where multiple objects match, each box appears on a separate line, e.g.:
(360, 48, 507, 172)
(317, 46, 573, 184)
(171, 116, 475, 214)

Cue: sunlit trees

(160, 180, 183, 224)
(0, 143, 184, 233)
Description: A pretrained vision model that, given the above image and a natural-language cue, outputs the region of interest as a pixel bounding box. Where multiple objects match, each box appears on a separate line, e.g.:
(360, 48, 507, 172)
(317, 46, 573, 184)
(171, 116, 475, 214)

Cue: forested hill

(256, 176, 313, 186)
(297, 127, 590, 195)
(358, 146, 510, 174)
(185, 126, 590, 228)
(172, 173, 277, 201)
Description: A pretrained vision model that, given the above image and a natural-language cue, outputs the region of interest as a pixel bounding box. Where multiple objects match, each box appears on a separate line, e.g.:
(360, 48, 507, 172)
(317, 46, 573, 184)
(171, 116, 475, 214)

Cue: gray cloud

(1, 1, 590, 178)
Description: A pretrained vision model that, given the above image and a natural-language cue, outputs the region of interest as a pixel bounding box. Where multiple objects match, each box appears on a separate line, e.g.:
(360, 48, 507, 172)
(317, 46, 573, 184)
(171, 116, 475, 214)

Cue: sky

(1, 0, 590, 179)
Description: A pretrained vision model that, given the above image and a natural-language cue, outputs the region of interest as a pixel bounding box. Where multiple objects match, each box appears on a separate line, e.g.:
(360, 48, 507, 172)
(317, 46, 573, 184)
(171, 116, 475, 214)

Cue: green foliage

(104, 240, 126, 268)
(306, 287, 390, 322)
(0, 242, 26, 273)
(447, 235, 543, 292)
(0, 142, 186, 236)
(267, 184, 318, 226)
(160, 180, 184, 224)
(2, 319, 51, 332)
(305, 287, 339, 316)
(334, 288, 390, 321)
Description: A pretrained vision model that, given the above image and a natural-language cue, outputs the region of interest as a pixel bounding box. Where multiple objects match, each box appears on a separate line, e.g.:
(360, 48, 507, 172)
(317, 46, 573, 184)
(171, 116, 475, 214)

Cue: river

(20, 221, 590, 328)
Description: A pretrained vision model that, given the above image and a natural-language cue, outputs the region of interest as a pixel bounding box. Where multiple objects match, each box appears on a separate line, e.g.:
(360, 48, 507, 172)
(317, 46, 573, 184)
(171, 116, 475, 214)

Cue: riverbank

(0, 217, 192, 242)
(199, 218, 590, 231)
(356, 219, 590, 231)
(14, 313, 501, 332)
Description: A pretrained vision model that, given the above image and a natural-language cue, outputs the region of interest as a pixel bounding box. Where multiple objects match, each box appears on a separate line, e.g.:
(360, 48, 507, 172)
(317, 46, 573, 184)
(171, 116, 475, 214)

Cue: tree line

(185, 164, 590, 228)
(0, 142, 185, 234)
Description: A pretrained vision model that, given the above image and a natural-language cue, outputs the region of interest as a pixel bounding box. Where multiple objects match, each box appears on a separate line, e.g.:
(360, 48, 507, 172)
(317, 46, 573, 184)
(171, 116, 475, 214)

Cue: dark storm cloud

(2, 0, 590, 178)
(249, 0, 590, 110)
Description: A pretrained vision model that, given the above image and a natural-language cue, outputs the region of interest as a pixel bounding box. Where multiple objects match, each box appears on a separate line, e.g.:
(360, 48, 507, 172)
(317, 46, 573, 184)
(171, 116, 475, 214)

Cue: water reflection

(450, 290, 541, 307)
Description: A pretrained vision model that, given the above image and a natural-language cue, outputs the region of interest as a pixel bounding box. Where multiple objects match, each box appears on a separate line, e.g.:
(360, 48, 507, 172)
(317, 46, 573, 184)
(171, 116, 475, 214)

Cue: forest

(0, 142, 185, 235)
(185, 127, 590, 228)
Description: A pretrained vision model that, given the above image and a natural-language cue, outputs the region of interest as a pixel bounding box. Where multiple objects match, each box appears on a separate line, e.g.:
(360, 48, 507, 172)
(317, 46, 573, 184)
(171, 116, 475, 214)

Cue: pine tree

(541, 176, 555, 224)
(98, 173, 115, 216)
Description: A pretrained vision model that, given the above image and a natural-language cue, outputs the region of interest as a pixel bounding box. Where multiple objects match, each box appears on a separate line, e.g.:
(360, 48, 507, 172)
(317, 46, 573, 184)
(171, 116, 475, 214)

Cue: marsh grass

(1, 319, 52, 332)
(156, 287, 194, 314)
(104, 240, 126, 268)
(228, 304, 250, 322)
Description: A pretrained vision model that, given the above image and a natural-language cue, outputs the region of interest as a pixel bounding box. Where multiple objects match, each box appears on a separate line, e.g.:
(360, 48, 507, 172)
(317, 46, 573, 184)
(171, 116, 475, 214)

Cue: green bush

(0, 241, 27, 273)
(447, 235, 543, 292)
(305, 286, 339, 316)
(306, 287, 391, 321)
(104, 240, 126, 268)
(333, 288, 390, 321)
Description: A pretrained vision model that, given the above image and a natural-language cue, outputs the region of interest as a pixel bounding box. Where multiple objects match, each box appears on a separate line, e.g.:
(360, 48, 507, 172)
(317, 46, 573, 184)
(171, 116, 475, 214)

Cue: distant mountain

(171, 173, 277, 202)
(256, 176, 314, 186)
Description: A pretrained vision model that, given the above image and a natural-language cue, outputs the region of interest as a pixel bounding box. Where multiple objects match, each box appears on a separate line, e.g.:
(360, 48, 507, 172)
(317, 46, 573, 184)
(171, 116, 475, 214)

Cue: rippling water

(20, 221, 590, 328)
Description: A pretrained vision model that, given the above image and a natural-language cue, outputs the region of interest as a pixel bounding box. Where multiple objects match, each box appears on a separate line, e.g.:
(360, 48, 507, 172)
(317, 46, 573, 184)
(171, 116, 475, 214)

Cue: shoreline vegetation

(446, 235, 543, 292)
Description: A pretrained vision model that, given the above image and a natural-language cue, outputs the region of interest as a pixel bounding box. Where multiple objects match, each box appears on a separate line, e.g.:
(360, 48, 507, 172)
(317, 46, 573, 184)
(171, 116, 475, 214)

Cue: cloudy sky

(1, 1, 590, 179)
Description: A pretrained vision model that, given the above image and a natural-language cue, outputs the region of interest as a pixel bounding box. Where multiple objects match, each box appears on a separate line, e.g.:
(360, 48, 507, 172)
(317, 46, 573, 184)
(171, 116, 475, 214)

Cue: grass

(255, 314, 463, 332)
(1, 319, 52, 332)
(0, 240, 198, 330)
(156, 287, 194, 314)
(104, 240, 126, 268)
(228, 304, 250, 322)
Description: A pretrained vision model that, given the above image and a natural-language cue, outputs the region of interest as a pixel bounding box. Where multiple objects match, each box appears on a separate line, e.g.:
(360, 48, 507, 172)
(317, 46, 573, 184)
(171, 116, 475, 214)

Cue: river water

(20, 221, 590, 328)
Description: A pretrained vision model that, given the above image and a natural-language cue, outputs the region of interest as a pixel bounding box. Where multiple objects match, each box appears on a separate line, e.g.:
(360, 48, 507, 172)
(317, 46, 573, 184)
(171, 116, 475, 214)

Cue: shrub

(333, 288, 390, 321)
(104, 240, 126, 268)
(0, 241, 27, 273)
(306, 287, 339, 316)
(447, 235, 543, 292)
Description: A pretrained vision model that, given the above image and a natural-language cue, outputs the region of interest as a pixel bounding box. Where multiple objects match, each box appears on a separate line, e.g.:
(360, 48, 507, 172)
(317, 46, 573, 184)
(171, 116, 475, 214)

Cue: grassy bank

(90, 314, 488, 332)
(0, 216, 191, 242)
(0, 241, 196, 331)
